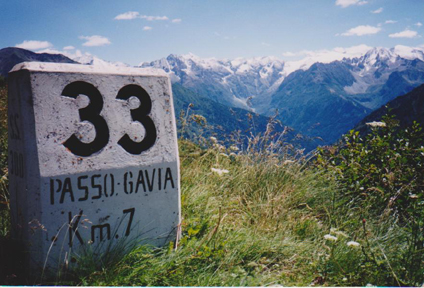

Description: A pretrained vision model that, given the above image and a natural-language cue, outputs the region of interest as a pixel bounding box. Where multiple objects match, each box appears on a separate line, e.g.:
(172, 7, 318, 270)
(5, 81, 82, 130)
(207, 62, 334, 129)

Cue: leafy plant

(317, 114, 424, 286)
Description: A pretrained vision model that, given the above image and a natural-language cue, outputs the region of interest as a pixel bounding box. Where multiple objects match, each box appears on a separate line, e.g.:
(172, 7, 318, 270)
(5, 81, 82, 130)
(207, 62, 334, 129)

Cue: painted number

(67, 208, 136, 247)
(61, 81, 157, 157)
(61, 81, 109, 157)
(117, 85, 157, 154)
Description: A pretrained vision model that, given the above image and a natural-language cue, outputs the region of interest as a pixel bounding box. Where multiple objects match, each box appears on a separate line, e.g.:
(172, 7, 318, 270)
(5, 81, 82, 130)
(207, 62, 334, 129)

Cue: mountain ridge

(0, 47, 77, 77)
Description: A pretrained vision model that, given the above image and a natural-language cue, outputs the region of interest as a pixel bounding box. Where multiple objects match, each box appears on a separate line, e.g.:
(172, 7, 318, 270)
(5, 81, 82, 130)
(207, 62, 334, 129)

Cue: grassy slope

(73, 140, 335, 286)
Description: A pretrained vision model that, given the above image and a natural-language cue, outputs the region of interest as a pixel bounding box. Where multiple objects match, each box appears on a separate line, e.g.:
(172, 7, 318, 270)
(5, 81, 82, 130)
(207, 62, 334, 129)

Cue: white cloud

(385, 20, 397, 24)
(140, 15, 168, 21)
(261, 42, 271, 47)
(63, 46, 75, 50)
(15, 40, 53, 50)
(79, 35, 111, 47)
(282, 51, 296, 57)
(335, 0, 368, 8)
(114, 12, 170, 22)
(416, 22, 423, 27)
(371, 7, 383, 14)
(172, 18, 182, 23)
(115, 11, 140, 20)
(341, 25, 381, 36)
(143, 26, 153, 31)
(389, 29, 418, 38)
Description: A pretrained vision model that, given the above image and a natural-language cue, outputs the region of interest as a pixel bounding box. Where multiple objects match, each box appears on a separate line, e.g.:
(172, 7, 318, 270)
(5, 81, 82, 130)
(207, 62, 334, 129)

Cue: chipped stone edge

(9, 62, 168, 77)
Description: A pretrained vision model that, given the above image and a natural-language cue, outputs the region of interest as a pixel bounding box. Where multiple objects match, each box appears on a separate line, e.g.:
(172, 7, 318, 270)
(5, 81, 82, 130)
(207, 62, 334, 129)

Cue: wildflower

(229, 145, 239, 151)
(347, 241, 360, 247)
(213, 143, 225, 151)
(366, 121, 386, 128)
(335, 231, 348, 238)
(209, 136, 217, 143)
(324, 234, 337, 241)
(211, 167, 229, 176)
(410, 194, 418, 199)
(342, 277, 348, 282)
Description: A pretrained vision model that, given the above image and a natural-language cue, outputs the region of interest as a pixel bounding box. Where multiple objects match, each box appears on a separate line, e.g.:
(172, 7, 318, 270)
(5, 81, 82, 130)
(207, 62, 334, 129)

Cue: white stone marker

(8, 62, 181, 273)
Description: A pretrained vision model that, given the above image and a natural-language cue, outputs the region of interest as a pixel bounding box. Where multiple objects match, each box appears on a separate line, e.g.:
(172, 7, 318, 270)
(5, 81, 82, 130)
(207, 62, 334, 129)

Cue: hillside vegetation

(0, 80, 424, 286)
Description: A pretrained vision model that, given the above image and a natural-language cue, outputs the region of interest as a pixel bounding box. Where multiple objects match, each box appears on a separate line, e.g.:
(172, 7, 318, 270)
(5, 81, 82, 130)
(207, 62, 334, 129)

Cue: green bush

(317, 114, 424, 286)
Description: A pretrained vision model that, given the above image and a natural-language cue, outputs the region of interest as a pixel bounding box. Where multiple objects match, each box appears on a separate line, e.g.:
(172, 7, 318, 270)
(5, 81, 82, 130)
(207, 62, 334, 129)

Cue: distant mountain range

(1, 46, 424, 148)
(140, 47, 424, 144)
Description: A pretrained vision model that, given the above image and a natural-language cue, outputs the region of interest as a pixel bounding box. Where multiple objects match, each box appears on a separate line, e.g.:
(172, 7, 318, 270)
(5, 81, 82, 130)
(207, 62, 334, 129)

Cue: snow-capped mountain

(138, 47, 424, 144)
(267, 47, 424, 144)
(342, 47, 424, 109)
(139, 53, 287, 109)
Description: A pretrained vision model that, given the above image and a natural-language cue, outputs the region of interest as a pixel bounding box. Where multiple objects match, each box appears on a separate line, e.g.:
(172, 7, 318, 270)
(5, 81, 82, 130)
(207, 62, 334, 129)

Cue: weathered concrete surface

(8, 62, 180, 274)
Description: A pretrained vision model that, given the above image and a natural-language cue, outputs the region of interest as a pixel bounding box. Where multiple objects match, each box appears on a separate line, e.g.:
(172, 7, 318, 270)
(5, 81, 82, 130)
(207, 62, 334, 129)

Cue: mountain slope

(172, 83, 280, 138)
(267, 48, 424, 144)
(172, 83, 321, 151)
(355, 83, 424, 134)
(267, 61, 371, 144)
(0, 47, 77, 77)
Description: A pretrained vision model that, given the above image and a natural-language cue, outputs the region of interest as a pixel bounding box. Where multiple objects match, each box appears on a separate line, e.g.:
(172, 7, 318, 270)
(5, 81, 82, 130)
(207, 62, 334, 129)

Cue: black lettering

(49, 179, 63, 205)
(164, 167, 175, 189)
(145, 169, 155, 192)
(68, 210, 84, 247)
(50, 179, 55, 205)
(103, 174, 109, 197)
(116, 84, 157, 154)
(91, 224, 111, 242)
(109, 174, 115, 197)
(78, 175, 89, 201)
(91, 174, 102, 199)
(61, 81, 109, 157)
(60, 178, 75, 204)
(123, 208, 135, 236)
(135, 170, 146, 193)
(50, 179, 62, 205)
(158, 168, 162, 191)
(13, 114, 20, 140)
(9, 150, 24, 178)
(124, 172, 133, 194)
(102, 174, 115, 197)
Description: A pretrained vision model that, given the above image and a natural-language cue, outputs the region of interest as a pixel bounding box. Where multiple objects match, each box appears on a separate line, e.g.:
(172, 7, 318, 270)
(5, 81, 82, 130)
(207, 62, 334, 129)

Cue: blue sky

(1, 0, 423, 65)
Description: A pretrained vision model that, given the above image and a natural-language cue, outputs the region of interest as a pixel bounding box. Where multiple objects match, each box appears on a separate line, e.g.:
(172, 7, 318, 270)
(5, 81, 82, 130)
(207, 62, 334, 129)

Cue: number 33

(61, 81, 157, 157)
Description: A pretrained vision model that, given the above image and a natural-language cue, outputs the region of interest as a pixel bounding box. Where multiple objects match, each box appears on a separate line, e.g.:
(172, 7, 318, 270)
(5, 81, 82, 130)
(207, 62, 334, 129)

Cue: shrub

(317, 114, 424, 286)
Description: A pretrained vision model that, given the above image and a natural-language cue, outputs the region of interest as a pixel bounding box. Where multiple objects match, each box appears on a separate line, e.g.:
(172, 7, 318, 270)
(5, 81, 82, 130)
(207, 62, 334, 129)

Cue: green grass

(68, 139, 335, 286)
